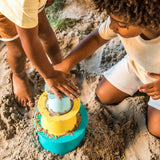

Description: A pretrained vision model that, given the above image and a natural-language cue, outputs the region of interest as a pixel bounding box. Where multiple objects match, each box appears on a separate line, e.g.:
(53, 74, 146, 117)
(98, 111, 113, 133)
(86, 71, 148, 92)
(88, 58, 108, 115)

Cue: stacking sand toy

(34, 84, 88, 155)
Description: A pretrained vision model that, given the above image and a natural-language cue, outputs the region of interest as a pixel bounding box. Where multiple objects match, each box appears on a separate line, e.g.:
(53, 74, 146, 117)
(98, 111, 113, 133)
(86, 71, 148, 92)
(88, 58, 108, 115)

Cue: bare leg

(147, 105, 160, 138)
(38, 10, 62, 65)
(97, 78, 160, 138)
(5, 38, 34, 107)
(96, 77, 130, 104)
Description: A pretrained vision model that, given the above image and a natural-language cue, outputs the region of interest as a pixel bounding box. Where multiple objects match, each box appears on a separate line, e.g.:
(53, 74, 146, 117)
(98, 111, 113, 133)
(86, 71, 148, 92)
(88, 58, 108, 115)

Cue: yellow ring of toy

(38, 92, 80, 136)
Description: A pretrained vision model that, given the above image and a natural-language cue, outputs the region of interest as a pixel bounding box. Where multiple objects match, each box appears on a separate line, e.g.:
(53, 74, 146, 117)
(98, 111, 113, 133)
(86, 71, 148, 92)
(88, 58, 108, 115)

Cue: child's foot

(11, 72, 35, 107)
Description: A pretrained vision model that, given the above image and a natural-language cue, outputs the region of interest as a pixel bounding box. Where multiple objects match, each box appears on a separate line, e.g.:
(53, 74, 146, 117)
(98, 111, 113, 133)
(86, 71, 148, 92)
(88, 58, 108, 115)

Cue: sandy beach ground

(0, 0, 160, 159)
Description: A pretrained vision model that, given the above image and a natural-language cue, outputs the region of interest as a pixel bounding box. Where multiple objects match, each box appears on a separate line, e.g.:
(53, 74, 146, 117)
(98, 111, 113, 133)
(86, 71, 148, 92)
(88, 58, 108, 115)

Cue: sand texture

(0, 1, 160, 159)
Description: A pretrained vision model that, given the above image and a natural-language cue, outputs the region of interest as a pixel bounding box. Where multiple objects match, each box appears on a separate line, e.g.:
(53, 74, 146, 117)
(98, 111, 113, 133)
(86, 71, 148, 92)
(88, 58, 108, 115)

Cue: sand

(0, 0, 160, 159)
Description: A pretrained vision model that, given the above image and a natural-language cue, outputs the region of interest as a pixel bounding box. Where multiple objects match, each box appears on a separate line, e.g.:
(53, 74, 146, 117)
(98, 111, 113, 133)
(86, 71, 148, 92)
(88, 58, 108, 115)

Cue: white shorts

(103, 56, 160, 110)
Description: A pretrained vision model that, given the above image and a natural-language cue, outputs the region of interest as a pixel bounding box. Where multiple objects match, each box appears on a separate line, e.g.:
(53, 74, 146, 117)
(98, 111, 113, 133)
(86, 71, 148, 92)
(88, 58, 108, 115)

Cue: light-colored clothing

(0, 0, 46, 41)
(99, 17, 160, 110)
(0, 0, 46, 29)
(0, 15, 18, 41)
(103, 55, 143, 96)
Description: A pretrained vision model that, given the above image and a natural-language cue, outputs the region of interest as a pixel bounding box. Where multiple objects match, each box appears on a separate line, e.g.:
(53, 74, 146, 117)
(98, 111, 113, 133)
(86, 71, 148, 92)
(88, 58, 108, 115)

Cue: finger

(63, 84, 79, 98)
(58, 86, 76, 100)
(148, 72, 160, 79)
(63, 75, 80, 91)
(65, 81, 80, 96)
(65, 73, 78, 80)
(50, 87, 61, 101)
(151, 95, 160, 100)
(67, 80, 79, 91)
(69, 80, 80, 94)
(70, 75, 79, 89)
(59, 78, 80, 98)
(138, 83, 153, 90)
(147, 92, 158, 96)
(139, 87, 154, 93)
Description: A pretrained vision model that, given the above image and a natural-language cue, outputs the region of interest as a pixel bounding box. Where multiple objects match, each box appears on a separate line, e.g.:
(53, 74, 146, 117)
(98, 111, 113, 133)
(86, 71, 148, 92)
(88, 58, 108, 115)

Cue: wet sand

(0, 1, 160, 159)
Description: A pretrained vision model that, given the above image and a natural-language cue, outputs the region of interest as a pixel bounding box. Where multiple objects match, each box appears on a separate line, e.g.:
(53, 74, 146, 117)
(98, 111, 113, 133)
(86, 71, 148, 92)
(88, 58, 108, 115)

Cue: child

(0, 0, 80, 107)
(54, 0, 160, 138)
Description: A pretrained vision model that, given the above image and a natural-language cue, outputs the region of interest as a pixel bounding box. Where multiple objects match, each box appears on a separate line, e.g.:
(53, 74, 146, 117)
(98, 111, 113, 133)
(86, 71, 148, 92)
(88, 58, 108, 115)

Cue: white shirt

(99, 17, 160, 83)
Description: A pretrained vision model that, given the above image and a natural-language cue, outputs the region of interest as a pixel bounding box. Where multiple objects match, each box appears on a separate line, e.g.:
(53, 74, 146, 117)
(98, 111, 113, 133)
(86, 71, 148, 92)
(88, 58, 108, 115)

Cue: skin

(55, 13, 160, 137)
(6, 37, 33, 107)
(15, 9, 80, 101)
(109, 14, 160, 137)
(45, 0, 55, 8)
(138, 73, 160, 100)
(38, 10, 62, 65)
(5, 3, 80, 107)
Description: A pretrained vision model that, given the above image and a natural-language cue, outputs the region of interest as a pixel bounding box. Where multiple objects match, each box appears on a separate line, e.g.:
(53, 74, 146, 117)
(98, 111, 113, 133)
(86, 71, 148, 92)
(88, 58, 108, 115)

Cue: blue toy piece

(44, 84, 71, 114)
(35, 103, 88, 155)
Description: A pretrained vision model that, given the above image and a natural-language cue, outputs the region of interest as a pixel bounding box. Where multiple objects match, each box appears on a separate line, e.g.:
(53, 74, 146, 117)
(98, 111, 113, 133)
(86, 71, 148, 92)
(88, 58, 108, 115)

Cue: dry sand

(0, 0, 160, 159)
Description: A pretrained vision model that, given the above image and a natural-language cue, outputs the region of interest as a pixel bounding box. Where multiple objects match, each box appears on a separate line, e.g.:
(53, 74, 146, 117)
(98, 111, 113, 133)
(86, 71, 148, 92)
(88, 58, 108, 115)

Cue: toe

(27, 98, 35, 107)
(17, 97, 22, 106)
(23, 99, 27, 107)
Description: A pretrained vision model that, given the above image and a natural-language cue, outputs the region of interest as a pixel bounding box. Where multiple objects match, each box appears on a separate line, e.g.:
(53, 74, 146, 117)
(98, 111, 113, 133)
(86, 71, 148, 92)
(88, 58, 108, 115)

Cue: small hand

(138, 72, 160, 100)
(45, 0, 55, 8)
(45, 70, 80, 100)
(53, 62, 79, 96)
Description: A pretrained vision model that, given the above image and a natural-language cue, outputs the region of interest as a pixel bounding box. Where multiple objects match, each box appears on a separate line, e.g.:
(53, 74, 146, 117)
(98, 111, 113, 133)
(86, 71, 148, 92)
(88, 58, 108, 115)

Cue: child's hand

(138, 72, 160, 100)
(45, 70, 80, 100)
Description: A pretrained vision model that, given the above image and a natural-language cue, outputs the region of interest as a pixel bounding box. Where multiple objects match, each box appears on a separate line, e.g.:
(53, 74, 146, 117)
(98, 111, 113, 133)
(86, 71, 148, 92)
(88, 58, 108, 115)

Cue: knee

(95, 86, 103, 103)
(6, 43, 26, 60)
(7, 48, 25, 60)
(6, 39, 25, 56)
(147, 123, 160, 138)
(147, 106, 160, 138)
(95, 85, 111, 105)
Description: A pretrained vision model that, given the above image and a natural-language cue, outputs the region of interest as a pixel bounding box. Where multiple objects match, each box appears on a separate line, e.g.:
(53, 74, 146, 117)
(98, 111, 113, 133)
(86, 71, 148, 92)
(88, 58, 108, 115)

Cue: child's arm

(16, 25, 80, 100)
(45, 0, 55, 8)
(54, 29, 108, 73)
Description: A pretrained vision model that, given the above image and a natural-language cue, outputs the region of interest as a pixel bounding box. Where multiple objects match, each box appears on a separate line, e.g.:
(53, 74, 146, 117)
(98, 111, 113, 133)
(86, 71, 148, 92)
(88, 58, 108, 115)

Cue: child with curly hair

(54, 0, 160, 137)
(0, 0, 79, 108)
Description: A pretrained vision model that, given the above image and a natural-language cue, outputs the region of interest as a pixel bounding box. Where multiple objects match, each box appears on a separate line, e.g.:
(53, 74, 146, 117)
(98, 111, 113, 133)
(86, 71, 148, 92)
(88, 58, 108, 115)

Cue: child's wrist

(42, 69, 57, 80)
(54, 61, 71, 73)
(62, 60, 74, 73)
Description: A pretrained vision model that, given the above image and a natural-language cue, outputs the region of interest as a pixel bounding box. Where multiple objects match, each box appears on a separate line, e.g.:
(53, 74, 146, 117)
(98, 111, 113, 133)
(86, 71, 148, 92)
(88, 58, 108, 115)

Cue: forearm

(24, 39, 55, 78)
(16, 25, 55, 79)
(43, 33, 62, 65)
(61, 29, 108, 72)
(38, 10, 62, 65)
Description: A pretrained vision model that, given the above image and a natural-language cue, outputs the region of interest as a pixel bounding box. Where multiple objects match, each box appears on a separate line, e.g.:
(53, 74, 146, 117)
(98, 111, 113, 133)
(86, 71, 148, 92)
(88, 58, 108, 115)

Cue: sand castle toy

(34, 84, 88, 155)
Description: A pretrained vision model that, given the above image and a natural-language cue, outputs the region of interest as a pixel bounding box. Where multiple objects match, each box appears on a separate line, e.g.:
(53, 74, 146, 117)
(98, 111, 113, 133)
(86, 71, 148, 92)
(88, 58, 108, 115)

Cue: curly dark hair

(93, 0, 160, 29)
